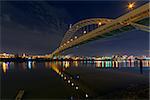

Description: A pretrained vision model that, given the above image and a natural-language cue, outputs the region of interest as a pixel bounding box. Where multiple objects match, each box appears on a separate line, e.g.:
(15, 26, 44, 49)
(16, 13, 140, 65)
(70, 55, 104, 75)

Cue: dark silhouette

(139, 59, 143, 74)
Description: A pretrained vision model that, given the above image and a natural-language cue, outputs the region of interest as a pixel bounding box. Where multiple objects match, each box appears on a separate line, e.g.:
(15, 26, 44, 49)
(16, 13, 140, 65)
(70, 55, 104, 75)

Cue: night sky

(1, 1, 149, 56)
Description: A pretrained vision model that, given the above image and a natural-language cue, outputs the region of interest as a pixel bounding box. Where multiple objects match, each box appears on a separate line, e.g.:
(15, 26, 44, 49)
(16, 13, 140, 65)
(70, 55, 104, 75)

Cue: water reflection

(95, 60, 150, 68)
(28, 61, 32, 69)
(73, 61, 78, 67)
(27, 61, 35, 69)
(0, 61, 37, 73)
(1, 60, 150, 99)
(63, 61, 70, 68)
(143, 60, 150, 67)
(21, 62, 26, 70)
(95, 61, 119, 68)
(49, 63, 90, 99)
(2, 62, 9, 74)
(1, 62, 15, 74)
(1, 60, 150, 74)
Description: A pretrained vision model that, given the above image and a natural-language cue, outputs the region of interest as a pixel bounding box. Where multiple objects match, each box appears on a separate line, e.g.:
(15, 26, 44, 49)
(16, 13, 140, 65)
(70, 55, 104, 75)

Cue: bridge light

(68, 80, 71, 83)
(61, 74, 63, 77)
(85, 94, 88, 98)
(83, 31, 86, 34)
(64, 76, 67, 80)
(98, 22, 102, 25)
(76, 75, 79, 79)
(75, 86, 79, 90)
(64, 43, 66, 46)
(67, 41, 70, 43)
(128, 2, 135, 10)
(71, 83, 74, 86)
(70, 39, 73, 41)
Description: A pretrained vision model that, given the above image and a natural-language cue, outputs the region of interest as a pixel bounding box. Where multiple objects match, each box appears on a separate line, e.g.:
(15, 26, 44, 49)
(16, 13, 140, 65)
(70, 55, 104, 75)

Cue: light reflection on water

(49, 63, 90, 98)
(1, 60, 150, 74)
(47, 60, 150, 98)
(2, 62, 9, 74)
(0, 60, 150, 99)
(95, 60, 150, 68)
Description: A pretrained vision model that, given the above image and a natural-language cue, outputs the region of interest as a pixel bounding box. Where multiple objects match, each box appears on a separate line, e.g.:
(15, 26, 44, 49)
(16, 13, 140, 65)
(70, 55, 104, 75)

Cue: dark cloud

(1, 1, 70, 55)
(0, 1, 149, 56)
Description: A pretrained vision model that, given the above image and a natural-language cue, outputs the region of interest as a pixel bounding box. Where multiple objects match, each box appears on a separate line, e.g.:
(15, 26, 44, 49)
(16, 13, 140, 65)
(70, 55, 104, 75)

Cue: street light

(128, 2, 135, 10)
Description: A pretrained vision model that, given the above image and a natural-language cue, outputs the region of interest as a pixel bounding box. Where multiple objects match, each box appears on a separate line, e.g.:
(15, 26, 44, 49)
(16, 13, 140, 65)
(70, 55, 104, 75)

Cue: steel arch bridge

(50, 2, 150, 57)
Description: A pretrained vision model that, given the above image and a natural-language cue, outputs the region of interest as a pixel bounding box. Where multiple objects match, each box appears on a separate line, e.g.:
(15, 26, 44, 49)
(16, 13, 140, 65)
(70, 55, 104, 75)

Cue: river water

(1, 60, 150, 99)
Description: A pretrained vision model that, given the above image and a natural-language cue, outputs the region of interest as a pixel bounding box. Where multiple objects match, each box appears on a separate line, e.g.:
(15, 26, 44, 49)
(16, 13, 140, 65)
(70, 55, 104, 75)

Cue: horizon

(1, 1, 149, 56)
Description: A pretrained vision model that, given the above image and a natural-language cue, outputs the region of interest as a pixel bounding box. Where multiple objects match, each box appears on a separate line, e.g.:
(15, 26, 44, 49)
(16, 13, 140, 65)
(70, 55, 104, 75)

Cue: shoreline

(0, 58, 149, 62)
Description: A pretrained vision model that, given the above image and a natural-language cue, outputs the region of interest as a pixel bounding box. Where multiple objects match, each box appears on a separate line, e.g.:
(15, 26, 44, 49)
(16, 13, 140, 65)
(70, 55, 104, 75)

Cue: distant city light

(98, 22, 102, 25)
(83, 31, 86, 34)
(28, 57, 31, 60)
(23, 53, 26, 57)
(74, 36, 77, 39)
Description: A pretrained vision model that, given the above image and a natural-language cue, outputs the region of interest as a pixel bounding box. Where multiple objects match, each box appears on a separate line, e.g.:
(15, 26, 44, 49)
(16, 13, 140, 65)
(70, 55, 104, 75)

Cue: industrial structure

(50, 3, 149, 57)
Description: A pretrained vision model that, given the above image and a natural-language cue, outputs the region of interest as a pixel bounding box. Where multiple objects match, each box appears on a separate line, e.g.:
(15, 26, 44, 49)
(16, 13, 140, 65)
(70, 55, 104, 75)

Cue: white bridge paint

(50, 2, 149, 57)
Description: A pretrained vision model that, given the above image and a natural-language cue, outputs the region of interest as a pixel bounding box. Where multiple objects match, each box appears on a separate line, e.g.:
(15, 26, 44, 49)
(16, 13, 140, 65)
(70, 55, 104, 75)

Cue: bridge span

(50, 2, 149, 57)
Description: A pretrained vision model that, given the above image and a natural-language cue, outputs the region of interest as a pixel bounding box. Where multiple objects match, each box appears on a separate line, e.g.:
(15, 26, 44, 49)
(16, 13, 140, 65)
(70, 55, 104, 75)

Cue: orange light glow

(2, 62, 8, 74)
(128, 2, 135, 10)
(51, 63, 60, 74)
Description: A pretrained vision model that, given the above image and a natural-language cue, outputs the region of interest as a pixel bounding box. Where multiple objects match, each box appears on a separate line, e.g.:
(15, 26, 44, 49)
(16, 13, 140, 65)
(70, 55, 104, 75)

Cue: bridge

(50, 2, 150, 57)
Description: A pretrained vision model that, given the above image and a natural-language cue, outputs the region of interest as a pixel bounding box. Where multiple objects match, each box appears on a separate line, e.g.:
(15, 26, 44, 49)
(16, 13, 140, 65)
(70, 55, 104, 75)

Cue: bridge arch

(50, 2, 149, 57)
(60, 18, 113, 46)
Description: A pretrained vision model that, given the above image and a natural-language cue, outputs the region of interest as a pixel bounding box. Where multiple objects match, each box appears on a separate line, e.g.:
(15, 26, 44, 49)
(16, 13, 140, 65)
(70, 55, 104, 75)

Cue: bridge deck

(51, 2, 149, 57)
